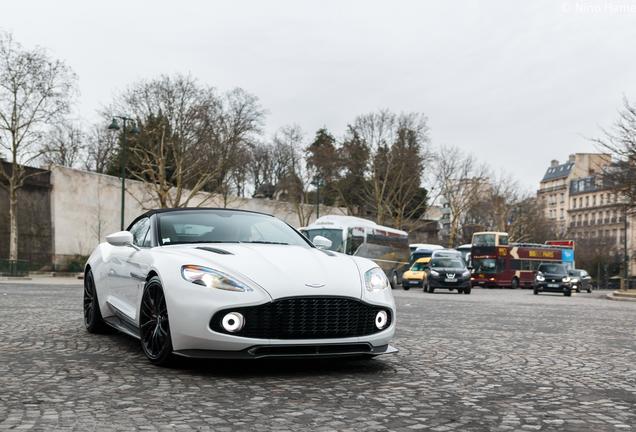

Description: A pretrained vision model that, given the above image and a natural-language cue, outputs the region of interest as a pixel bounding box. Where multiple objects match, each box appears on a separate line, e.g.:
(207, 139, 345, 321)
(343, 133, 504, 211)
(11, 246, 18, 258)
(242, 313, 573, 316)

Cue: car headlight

(536, 274, 545, 282)
(462, 270, 470, 278)
(563, 276, 571, 283)
(364, 267, 390, 291)
(181, 265, 252, 292)
(430, 270, 440, 277)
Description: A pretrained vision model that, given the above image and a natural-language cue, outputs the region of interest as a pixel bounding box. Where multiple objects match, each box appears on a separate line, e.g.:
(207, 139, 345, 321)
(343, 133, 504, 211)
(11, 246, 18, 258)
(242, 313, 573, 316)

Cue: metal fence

(0, 259, 29, 277)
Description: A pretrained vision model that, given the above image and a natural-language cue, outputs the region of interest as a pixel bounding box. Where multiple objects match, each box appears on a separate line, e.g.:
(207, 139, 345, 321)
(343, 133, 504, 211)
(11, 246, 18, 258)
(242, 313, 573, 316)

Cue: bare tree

(0, 32, 76, 262)
(110, 75, 264, 209)
(593, 97, 636, 210)
(84, 124, 118, 173)
(200, 88, 264, 206)
(41, 121, 84, 167)
(432, 146, 489, 247)
(345, 110, 429, 225)
(269, 125, 315, 226)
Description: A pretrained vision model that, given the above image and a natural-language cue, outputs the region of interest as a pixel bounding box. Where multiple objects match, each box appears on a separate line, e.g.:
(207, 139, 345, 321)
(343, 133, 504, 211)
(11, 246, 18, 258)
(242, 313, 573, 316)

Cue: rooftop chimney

(550, 159, 559, 167)
(568, 154, 575, 163)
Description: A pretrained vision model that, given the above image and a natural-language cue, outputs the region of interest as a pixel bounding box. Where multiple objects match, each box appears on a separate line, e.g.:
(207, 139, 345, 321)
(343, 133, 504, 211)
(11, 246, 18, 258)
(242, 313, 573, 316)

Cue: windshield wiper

(240, 241, 289, 245)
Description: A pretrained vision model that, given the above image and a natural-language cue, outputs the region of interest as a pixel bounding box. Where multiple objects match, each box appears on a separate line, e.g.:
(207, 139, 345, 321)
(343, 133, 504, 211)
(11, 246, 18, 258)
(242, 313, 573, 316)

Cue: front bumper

(429, 278, 471, 289)
(535, 282, 572, 293)
(163, 278, 396, 353)
(174, 343, 399, 359)
(402, 279, 424, 288)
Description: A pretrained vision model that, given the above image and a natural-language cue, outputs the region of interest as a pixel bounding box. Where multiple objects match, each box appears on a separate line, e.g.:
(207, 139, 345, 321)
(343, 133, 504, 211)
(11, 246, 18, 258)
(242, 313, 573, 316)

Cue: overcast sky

(3, 0, 636, 189)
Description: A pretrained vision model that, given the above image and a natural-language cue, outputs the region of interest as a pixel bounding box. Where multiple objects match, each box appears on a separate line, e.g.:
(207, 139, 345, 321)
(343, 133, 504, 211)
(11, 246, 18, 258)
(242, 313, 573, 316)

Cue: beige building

(537, 153, 611, 235)
(537, 153, 635, 277)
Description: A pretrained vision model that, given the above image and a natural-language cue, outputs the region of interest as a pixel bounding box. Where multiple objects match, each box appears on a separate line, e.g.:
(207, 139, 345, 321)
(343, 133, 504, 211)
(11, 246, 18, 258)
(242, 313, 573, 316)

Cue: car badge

(305, 283, 326, 288)
(447, 273, 456, 279)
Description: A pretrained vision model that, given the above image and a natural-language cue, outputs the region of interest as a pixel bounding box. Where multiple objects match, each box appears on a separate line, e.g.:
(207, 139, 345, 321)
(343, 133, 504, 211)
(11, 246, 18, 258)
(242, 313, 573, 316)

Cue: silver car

(83, 208, 397, 365)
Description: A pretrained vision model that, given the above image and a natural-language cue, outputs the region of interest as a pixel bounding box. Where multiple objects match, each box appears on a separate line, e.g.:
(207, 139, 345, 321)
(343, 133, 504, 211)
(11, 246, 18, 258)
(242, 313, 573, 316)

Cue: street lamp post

(311, 175, 325, 219)
(108, 117, 140, 230)
(623, 204, 629, 290)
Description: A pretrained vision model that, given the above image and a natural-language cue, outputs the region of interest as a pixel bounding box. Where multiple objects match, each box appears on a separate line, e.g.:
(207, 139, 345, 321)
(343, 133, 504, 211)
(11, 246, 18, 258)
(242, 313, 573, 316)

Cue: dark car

(534, 263, 573, 296)
(568, 269, 593, 293)
(426, 257, 472, 294)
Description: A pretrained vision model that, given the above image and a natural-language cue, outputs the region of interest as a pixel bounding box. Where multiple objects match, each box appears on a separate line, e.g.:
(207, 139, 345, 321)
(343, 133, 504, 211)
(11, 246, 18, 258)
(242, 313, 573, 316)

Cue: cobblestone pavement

(1, 283, 635, 431)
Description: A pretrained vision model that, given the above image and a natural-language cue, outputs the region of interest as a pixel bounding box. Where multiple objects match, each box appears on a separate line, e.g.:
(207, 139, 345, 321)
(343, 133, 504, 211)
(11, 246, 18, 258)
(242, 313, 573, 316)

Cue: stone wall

(49, 165, 347, 267)
(0, 162, 53, 269)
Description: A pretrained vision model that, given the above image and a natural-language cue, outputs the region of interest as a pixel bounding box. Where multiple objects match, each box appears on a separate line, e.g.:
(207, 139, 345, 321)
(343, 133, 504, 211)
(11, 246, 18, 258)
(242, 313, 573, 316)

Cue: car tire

(139, 276, 174, 366)
(587, 287, 592, 293)
(457, 289, 464, 294)
(424, 282, 429, 293)
(390, 272, 398, 290)
(83, 269, 110, 334)
(464, 288, 471, 295)
(564, 290, 572, 297)
(576, 287, 581, 293)
(429, 287, 435, 293)
(403, 286, 410, 291)
(511, 277, 519, 289)
(533, 288, 539, 295)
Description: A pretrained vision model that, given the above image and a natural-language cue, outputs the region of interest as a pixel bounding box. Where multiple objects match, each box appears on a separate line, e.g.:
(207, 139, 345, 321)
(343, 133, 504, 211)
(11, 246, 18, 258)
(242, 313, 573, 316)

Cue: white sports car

(84, 208, 397, 365)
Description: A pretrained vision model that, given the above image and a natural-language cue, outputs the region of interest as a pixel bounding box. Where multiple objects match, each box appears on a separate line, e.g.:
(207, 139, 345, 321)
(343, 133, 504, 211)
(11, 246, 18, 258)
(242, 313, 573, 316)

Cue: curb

(605, 293, 636, 302)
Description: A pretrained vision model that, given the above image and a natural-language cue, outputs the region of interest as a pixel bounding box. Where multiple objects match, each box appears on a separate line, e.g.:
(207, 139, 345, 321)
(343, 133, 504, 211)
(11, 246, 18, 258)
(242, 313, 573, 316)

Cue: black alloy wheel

(139, 276, 174, 365)
(84, 269, 109, 333)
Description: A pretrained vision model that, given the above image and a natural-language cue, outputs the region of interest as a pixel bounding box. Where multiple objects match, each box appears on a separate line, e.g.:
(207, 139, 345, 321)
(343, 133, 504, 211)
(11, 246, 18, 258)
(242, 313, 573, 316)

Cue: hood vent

(196, 246, 233, 255)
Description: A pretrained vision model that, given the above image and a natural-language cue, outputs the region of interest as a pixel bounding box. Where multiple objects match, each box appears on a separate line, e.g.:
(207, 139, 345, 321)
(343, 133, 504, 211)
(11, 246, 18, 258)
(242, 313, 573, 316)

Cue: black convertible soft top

(127, 207, 274, 231)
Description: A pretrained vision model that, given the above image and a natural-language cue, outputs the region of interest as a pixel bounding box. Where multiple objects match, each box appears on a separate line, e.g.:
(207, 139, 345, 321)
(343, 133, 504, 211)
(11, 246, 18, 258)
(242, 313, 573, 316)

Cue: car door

(120, 217, 153, 321)
(108, 218, 151, 320)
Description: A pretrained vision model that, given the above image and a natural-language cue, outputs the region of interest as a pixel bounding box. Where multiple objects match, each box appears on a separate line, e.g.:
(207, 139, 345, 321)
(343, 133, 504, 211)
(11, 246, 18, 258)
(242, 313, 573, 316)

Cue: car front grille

(210, 296, 391, 339)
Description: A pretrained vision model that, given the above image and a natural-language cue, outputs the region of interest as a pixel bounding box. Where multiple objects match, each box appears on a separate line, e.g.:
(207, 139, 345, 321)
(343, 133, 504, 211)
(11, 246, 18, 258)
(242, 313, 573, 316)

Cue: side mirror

(312, 235, 333, 250)
(106, 231, 135, 247)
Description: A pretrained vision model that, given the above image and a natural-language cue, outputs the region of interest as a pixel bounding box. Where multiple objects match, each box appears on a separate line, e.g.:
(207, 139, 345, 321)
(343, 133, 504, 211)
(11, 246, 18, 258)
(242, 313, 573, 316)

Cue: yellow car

(402, 258, 431, 291)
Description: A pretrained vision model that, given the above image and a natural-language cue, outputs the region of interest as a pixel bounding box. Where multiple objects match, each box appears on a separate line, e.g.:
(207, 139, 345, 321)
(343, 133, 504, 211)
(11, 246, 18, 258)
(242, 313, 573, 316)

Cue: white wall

(49, 165, 346, 265)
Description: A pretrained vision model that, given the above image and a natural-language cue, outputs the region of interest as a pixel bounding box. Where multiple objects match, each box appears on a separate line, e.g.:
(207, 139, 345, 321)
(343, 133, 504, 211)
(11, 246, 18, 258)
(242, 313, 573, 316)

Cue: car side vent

(196, 246, 233, 255)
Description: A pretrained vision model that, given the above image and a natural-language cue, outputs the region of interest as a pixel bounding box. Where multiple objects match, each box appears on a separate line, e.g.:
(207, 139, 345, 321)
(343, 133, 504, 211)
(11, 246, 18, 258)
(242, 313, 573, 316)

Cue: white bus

(301, 215, 410, 289)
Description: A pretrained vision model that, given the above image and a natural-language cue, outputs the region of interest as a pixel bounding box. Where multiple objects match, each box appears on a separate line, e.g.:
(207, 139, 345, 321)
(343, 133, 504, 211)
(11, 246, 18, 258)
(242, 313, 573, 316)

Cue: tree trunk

(9, 184, 18, 261)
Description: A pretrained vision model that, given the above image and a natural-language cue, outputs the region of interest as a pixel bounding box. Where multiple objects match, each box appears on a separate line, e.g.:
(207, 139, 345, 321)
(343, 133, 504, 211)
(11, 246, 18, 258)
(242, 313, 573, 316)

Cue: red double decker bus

(470, 232, 574, 289)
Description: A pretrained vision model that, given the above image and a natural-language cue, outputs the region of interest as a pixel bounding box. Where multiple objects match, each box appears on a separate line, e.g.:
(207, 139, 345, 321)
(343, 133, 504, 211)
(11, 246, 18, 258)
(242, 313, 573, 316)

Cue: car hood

(431, 267, 466, 273)
(404, 270, 425, 280)
(161, 244, 363, 300)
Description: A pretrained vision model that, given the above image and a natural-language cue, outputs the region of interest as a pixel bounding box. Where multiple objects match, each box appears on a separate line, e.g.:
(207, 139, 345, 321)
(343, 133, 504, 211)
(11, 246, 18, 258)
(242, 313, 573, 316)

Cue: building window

(592, 195, 596, 206)
(585, 196, 589, 207)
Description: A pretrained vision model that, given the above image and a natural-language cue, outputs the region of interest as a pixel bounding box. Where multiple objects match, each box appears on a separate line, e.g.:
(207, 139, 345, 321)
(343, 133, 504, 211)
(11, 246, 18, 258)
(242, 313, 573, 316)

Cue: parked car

(402, 258, 431, 291)
(568, 269, 592, 293)
(427, 257, 472, 294)
(534, 263, 572, 296)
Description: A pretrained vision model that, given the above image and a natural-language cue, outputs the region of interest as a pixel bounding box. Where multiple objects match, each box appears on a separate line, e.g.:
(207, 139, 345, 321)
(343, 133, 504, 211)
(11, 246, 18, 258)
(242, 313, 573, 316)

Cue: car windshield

(157, 210, 311, 247)
(569, 270, 582, 277)
(301, 228, 344, 252)
(411, 262, 429, 271)
(472, 258, 496, 273)
(431, 258, 465, 269)
(539, 264, 566, 275)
